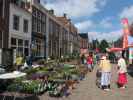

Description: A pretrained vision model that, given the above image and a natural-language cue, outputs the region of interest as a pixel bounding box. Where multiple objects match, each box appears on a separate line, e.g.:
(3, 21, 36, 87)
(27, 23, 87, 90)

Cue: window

(38, 12, 41, 20)
(13, 15, 19, 30)
(12, 0, 20, 6)
(32, 17, 37, 32)
(18, 39, 23, 46)
(37, 21, 41, 32)
(24, 40, 29, 47)
(18, 47, 23, 55)
(11, 38, 16, 45)
(0, 0, 3, 17)
(24, 48, 29, 56)
(32, 7, 36, 17)
(42, 14, 46, 22)
(41, 22, 46, 33)
(20, 1, 25, 9)
(49, 20, 52, 34)
(23, 19, 28, 33)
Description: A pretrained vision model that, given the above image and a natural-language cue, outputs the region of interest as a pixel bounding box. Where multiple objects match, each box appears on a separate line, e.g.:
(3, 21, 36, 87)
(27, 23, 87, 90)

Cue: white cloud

(99, 17, 113, 28)
(120, 5, 133, 23)
(75, 20, 94, 32)
(99, 0, 106, 6)
(43, 0, 106, 18)
(88, 30, 123, 42)
(75, 17, 113, 32)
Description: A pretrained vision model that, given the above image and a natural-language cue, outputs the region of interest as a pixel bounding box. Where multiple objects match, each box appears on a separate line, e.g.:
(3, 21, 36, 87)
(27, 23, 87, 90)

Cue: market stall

(0, 60, 88, 98)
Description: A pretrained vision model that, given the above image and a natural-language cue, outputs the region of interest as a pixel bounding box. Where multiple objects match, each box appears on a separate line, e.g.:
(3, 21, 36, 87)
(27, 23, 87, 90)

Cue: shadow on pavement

(0, 95, 40, 100)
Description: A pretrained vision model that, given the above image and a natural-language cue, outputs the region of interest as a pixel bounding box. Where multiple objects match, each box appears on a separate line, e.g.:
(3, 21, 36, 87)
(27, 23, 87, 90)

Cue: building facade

(0, 0, 10, 49)
(27, 0, 46, 57)
(48, 18, 60, 58)
(28, 0, 72, 58)
(46, 10, 69, 58)
(0, 0, 12, 65)
(9, 3, 32, 57)
(0, 0, 80, 61)
(79, 33, 89, 49)
(57, 15, 79, 55)
(69, 23, 79, 54)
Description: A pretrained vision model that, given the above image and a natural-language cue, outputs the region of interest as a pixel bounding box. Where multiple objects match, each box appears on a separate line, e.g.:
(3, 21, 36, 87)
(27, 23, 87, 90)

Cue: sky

(41, 0, 133, 42)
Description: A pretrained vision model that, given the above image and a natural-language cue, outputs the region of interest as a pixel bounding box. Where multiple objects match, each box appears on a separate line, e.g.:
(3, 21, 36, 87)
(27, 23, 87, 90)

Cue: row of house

(0, 0, 89, 65)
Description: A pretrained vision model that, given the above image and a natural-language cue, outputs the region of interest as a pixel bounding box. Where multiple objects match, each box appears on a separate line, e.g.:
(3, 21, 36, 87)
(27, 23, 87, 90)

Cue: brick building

(57, 14, 79, 54)
(0, 0, 10, 49)
(79, 33, 89, 49)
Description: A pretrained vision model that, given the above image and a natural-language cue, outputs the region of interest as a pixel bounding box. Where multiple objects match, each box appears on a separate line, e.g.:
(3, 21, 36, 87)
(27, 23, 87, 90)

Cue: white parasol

(0, 71, 26, 79)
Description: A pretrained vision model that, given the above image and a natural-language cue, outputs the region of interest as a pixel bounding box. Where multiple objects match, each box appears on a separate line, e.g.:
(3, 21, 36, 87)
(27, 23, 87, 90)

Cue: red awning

(107, 47, 123, 52)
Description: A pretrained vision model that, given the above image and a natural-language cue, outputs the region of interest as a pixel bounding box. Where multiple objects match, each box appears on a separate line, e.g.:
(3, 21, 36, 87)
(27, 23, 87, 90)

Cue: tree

(99, 39, 109, 53)
(92, 39, 99, 50)
(114, 37, 123, 48)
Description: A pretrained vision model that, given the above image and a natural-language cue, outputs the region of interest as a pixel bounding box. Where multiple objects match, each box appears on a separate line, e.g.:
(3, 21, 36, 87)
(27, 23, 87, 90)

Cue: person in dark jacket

(81, 54, 86, 64)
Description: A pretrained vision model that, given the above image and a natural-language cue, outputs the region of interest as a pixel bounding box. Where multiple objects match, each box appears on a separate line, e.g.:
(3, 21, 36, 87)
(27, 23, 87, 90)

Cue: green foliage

(25, 68, 39, 75)
(99, 39, 109, 53)
(21, 80, 41, 94)
(63, 52, 80, 62)
(108, 52, 116, 60)
(92, 39, 100, 50)
(7, 80, 42, 94)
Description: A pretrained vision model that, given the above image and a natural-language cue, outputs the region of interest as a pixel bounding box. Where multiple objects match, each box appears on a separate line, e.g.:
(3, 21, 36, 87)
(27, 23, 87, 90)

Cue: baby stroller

(96, 69, 102, 88)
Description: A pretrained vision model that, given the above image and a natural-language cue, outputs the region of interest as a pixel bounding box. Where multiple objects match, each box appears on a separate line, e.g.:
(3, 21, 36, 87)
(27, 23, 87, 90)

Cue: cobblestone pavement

(39, 64, 133, 100)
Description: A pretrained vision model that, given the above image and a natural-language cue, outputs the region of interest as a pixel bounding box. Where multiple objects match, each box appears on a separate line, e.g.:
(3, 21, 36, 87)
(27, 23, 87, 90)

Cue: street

(1, 0, 133, 100)
(39, 64, 133, 100)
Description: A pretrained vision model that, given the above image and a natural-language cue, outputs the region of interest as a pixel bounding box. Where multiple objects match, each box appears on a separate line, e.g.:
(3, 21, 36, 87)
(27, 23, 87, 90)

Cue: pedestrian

(15, 54, 23, 70)
(87, 54, 93, 72)
(26, 55, 33, 67)
(99, 55, 111, 91)
(93, 53, 97, 66)
(96, 53, 100, 64)
(81, 54, 85, 64)
(117, 55, 127, 89)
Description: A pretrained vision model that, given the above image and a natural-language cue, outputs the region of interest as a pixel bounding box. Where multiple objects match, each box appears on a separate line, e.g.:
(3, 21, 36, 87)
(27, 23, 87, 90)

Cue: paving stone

(39, 64, 133, 100)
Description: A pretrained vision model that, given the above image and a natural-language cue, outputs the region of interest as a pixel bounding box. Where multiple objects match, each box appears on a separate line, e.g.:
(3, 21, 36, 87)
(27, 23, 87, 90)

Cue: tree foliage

(99, 39, 109, 53)
(92, 39, 99, 50)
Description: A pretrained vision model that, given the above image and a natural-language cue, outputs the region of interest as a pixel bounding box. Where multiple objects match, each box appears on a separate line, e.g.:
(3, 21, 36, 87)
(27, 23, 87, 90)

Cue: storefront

(11, 38, 30, 56)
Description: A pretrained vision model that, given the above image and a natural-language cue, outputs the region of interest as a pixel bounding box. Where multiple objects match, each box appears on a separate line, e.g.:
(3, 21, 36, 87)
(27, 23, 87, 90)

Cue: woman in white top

(117, 56, 127, 89)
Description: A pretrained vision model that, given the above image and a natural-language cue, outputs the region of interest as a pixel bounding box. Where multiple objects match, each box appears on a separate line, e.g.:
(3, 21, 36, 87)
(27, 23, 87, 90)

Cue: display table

(0, 92, 35, 100)
(0, 71, 26, 100)
(0, 71, 26, 79)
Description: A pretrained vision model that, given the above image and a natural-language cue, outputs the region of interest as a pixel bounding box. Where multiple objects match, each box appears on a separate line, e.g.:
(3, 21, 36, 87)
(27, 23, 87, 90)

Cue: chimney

(68, 19, 71, 22)
(36, 0, 40, 3)
(32, 0, 40, 4)
(49, 9, 54, 15)
(63, 13, 67, 18)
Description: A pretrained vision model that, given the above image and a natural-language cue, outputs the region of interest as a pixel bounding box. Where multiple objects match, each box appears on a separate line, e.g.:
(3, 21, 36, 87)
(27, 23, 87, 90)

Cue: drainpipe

(46, 14, 49, 59)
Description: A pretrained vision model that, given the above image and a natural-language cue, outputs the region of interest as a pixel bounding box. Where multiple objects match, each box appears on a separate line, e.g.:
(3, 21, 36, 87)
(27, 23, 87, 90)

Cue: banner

(123, 35, 128, 49)
(122, 18, 130, 35)
(128, 36, 133, 47)
(129, 48, 133, 59)
(122, 18, 130, 48)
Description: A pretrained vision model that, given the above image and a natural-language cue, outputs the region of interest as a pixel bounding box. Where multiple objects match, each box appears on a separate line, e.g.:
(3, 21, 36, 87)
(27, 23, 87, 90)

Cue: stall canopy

(106, 47, 123, 52)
